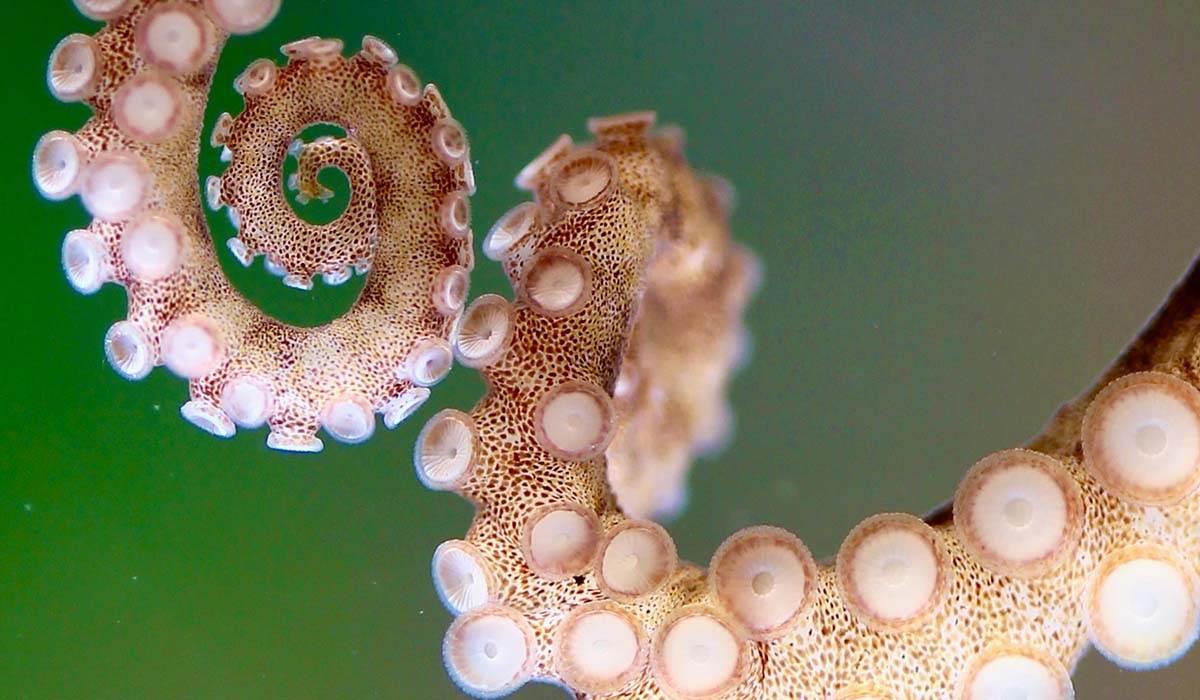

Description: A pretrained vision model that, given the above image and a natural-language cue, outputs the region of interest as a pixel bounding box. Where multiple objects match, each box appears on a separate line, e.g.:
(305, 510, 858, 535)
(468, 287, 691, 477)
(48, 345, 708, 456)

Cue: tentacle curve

(427, 115, 1200, 699)
(36, 0, 474, 451)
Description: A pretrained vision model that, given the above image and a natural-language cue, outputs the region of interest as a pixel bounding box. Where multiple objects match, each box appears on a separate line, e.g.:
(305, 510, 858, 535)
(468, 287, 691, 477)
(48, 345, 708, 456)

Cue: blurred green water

(3, 1, 1199, 698)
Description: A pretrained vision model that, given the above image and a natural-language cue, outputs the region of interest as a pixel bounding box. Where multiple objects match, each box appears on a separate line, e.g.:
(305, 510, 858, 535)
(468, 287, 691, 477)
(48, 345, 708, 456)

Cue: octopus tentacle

(36, 0, 473, 452)
(38, 2, 1200, 699)
(427, 114, 770, 698)
(428, 117, 1200, 700)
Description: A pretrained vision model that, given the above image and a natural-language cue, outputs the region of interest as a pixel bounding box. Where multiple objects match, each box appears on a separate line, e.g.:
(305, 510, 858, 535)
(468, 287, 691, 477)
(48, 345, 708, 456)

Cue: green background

(4, 1, 1199, 698)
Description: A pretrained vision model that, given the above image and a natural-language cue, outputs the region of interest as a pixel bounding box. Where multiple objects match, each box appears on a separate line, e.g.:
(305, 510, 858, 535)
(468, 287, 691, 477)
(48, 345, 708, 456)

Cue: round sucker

(709, 525, 817, 639)
(483, 202, 537, 261)
(454, 295, 515, 368)
(103, 320, 153, 381)
(443, 605, 537, 699)
(548, 148, 619, 210)
(1086, 544, 1200, 669)
(953, 448, 1083, 578)
(651, 605, 749, 700)
(520, 246, 593, 318)
(47, 33, 102, 102)
(61, 229, 109, 294)
(34, 131, 88, 200)
(596, 519, 678, 601)
(432, 539, 494, 615)
(1082, 371, 1200, 505)
(534, 379, 617, 461)
(121, 210, 186, 281)
(220, 376, 274, 428)
(520, 502, 602, 580)
(135, 1, 218, 76)
(415, 409, 478, 491)
(112, 70, 186, 143)
(836, 512, 952, 633)
(80, 150, 152, 221)
(555, 602, 648, 695)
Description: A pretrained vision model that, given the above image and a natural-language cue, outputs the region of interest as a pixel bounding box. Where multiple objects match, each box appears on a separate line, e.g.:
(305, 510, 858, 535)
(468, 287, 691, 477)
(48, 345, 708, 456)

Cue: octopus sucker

(953, 448, 1083, 579)
(35, 2, 1200, 699)
(47, 33, 102, 102)
(443, 604, 538, 699)
(708, 525, 818, 640)
(554, 602, 649, 695)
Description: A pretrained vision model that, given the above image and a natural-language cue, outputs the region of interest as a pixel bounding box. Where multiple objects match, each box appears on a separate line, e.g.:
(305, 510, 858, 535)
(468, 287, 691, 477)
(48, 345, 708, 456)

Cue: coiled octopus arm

(36, 2, 1200, 700)
(35, 0, 474, 452)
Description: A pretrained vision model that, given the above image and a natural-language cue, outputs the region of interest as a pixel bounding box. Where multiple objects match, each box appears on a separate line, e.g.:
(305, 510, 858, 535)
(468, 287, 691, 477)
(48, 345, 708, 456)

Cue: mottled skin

(38, 2, 1200, 700)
